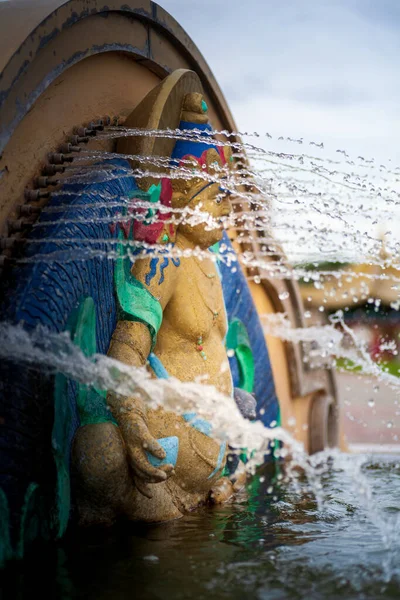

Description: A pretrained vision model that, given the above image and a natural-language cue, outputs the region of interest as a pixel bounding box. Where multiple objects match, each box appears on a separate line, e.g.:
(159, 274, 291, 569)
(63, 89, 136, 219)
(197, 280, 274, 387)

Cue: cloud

(159, 0, 400, 162)
(159, 1, 400, 259)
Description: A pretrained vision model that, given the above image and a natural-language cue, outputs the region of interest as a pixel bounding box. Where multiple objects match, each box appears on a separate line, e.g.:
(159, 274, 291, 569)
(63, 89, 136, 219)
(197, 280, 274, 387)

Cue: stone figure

(72, 70, 252, 525)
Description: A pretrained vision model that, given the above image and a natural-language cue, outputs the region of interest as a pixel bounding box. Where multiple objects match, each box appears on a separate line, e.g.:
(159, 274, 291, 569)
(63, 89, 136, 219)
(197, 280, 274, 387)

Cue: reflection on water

(2, 454, 400, 599)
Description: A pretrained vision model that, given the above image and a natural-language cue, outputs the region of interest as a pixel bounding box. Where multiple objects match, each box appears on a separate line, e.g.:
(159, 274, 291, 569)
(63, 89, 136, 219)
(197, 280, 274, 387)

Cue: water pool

(2, 453, 400, 599)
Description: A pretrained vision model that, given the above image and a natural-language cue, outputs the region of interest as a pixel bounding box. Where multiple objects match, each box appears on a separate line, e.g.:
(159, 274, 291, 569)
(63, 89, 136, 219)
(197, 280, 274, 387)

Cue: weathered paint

(0, 1, 235, 155)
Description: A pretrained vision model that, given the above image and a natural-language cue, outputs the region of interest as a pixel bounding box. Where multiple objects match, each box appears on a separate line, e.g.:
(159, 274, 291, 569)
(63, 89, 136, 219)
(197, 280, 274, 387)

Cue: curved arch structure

(0, 0, 237, 154)
(0, 0, 340, 562)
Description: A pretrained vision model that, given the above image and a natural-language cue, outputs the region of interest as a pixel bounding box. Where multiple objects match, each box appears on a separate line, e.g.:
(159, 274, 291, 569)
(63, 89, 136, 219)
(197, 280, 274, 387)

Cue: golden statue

(72, 70, 248, 525)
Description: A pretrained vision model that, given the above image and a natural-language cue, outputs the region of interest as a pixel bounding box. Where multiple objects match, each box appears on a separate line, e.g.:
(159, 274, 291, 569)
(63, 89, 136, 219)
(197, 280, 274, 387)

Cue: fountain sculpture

(0, 0, 338, 562)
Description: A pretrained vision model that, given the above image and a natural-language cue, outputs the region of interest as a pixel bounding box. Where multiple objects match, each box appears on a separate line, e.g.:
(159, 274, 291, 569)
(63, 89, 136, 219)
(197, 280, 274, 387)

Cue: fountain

(0, 0, 340, 566)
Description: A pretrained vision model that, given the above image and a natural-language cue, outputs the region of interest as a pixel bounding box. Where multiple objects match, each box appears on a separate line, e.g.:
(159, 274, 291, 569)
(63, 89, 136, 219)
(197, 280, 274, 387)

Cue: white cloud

(159, 0, 400, 162)
(159, 1, 400, 260)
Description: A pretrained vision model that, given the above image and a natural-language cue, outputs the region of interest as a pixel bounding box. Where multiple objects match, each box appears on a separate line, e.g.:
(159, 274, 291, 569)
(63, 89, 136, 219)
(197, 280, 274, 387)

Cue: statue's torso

(153, 255, 232, 396)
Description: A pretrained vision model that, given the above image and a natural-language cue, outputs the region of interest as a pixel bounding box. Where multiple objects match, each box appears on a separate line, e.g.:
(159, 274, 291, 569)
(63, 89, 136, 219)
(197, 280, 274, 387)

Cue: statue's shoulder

(131, 250, 181, 308)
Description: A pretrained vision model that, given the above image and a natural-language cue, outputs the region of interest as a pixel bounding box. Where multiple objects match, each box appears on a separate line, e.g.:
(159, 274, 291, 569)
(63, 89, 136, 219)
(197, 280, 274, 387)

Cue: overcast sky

(159, 0, 400, 165)
(158, 1, 400, 262)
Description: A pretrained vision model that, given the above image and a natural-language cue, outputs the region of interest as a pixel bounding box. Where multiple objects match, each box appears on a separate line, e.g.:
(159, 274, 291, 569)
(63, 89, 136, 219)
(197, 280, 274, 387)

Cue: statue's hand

(107, 392, 174, 498)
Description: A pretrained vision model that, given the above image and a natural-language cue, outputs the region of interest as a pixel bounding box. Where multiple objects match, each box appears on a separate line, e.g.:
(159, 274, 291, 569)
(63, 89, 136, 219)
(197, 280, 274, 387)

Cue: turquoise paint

(0, 488, 12, 567)
(52, 297, 116, 539)
(52, 298, 88, 539)
(148, 353, 169, 379)
(146, 436, 179, 468)
(17, 483, 40, 559)
(114, 232, 163, 350)
(226, 318, 255, 393)
(183, 413, 213, 437)
(147, 182, 160, 215)
(52, 371, 72, 539)
(207, 441, 227, 480)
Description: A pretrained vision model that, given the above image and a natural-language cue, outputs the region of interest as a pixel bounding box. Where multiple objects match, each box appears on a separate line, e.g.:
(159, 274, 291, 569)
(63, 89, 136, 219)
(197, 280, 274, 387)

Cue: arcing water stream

(2, 128, 400, 597)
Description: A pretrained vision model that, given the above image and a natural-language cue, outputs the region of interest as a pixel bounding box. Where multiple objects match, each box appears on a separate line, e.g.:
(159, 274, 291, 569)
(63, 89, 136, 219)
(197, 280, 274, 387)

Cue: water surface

(2, 453, 400, 599)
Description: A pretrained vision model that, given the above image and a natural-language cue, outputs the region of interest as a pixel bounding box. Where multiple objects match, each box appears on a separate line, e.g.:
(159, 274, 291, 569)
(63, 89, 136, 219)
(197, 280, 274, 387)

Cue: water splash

(3, 124, 400, 580)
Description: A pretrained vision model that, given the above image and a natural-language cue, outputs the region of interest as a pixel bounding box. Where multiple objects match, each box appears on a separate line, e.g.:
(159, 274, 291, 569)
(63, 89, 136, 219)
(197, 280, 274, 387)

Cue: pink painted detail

(133, 178, 175, 244)
(160, 177, 173, 205)
(120, 216, 132, 239)
(110, 145, 226, 244)
(109, 178, 176, 244)
(109, 213, 133, 239)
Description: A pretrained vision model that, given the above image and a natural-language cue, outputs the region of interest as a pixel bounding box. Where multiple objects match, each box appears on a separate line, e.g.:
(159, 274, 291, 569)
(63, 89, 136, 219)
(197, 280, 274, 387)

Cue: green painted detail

(145, 183, 162, 222)
(0, 487, 12, 566)
(225, 319, 255, 466)
(114, 232, 163, 350)
(210, 243, 280, 462)
(17, 483, 40, 559)
(276, 405, 281, 428)
(0, 485, 42, 564)
(147, 209, 155, 219)
(162, 234, 169, 243)
(53, 297, 117, 539)
(52, 299, 84, 538)
(53, 372, 72, 539)
(79, 388, 114, 427)
(52, 299, 93, 538)
(148, 182, 162, 204)
(210, 244, 281, 463)
(226, 318, 255, 393)
(71, 296, 96, 356)
(239, 448, 256, 464)
(210, 241, 220, 253)
(201, 99, 208, 113)
(71, 297, 115, 427)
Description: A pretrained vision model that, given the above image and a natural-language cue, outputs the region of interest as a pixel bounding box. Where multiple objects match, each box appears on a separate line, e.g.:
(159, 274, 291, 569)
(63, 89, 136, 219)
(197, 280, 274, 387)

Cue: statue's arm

(108, 253, 178, 363)
(107, 255, 179, 496)
(108, 320, 151, 368)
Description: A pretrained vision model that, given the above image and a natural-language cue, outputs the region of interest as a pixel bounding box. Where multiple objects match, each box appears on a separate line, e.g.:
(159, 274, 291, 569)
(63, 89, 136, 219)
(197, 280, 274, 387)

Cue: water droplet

(368, 399, 375, 408)
(143, 555, 159, 562)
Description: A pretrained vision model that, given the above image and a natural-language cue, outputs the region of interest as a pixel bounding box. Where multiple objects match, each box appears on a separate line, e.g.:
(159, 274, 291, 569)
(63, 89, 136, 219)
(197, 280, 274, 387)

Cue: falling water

(2, 125, 400, 597)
